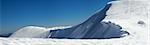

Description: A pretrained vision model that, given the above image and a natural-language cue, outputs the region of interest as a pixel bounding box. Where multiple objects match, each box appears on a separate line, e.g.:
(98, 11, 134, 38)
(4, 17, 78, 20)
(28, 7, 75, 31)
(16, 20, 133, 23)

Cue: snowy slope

(0, 0, 149, 45)
(9, 26, 71, 38)
(102, 0, 150, 44)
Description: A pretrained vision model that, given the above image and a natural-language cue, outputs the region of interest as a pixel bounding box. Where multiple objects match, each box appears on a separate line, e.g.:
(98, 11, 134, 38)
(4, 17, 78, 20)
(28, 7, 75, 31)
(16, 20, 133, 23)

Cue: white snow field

(0, 0, 150, 45)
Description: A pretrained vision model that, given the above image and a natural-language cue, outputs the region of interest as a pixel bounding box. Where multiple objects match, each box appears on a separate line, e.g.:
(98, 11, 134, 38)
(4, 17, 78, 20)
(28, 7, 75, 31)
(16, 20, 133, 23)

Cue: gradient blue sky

(0, 0, 110, 34)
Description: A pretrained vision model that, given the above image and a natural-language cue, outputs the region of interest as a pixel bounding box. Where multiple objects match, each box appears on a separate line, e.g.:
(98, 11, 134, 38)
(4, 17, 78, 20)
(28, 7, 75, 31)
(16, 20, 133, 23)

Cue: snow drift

(48, 3, 128, 39)
(10, 26, 71, 38)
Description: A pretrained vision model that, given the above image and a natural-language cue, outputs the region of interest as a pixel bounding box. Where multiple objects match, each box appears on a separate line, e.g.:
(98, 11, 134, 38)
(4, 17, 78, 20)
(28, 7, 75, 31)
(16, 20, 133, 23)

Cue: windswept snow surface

(103, 0, 150, 45)
(0, 0, 150, 45)
(9, 26, 71, 38)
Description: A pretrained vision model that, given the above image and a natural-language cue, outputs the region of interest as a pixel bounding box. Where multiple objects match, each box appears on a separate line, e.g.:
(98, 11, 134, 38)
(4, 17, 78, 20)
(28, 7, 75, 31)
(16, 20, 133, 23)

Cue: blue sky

(0, 0, 110, 34)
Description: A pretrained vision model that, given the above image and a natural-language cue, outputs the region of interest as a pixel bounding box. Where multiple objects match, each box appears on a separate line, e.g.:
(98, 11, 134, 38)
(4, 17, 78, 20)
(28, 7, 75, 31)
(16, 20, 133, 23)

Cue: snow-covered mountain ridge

(0, 0, 149, 45)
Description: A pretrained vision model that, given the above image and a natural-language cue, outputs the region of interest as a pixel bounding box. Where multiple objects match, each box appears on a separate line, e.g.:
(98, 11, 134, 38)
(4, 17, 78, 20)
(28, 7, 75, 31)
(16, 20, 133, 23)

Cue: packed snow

(0, 0, 150, 45)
